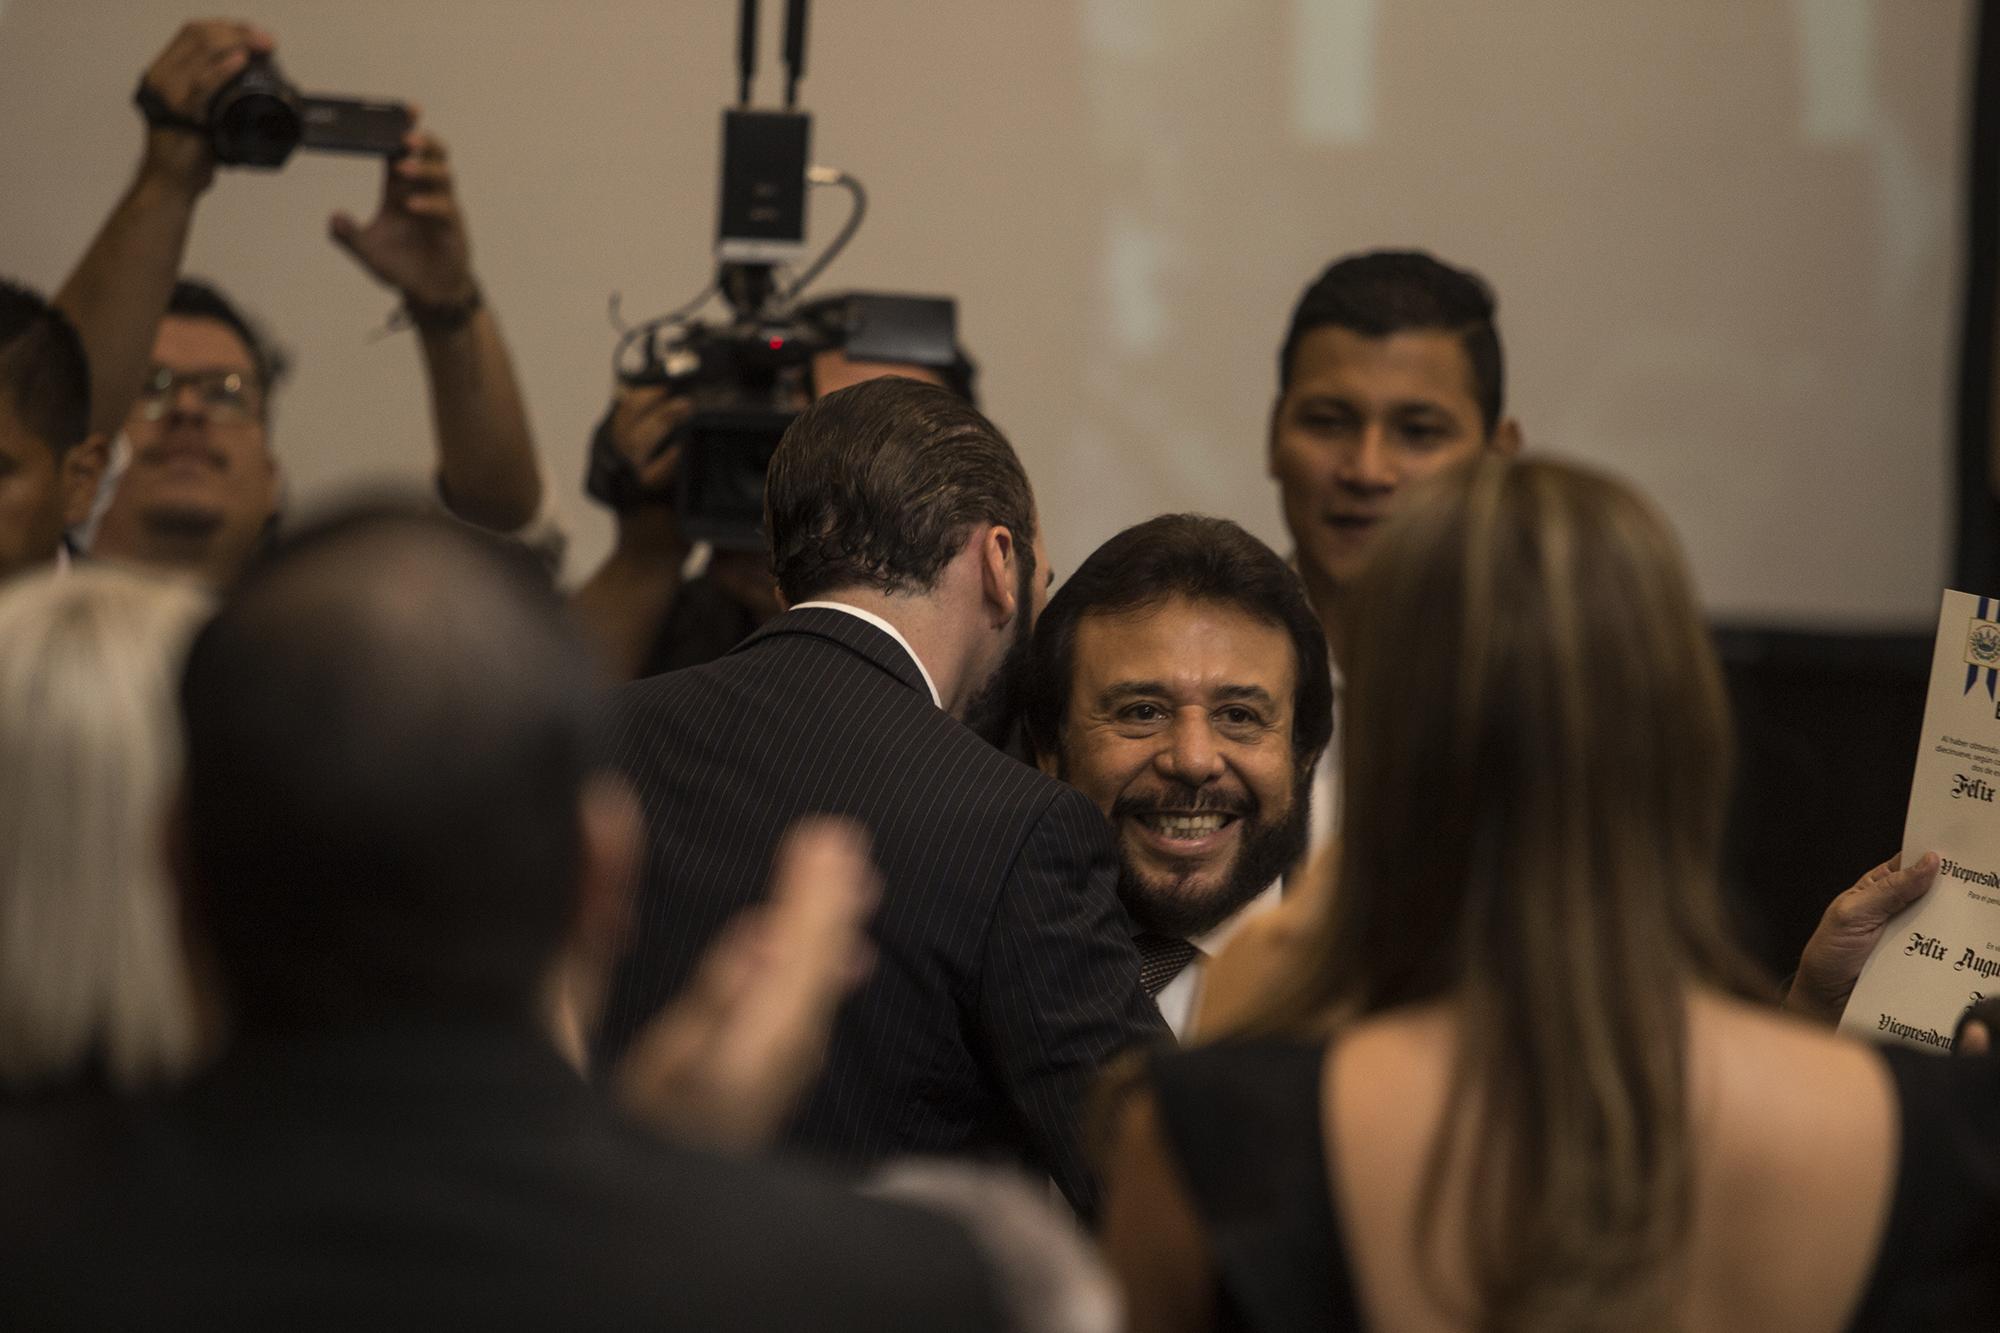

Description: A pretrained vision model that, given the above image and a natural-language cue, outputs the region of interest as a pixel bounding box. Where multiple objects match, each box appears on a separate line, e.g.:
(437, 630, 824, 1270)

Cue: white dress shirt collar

(1154, 883, 1285, 1042)
(789, 600, 943, 709)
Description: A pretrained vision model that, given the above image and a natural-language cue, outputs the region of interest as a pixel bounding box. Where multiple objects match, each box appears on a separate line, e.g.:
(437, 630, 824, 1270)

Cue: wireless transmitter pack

(716, 0, 812, 266)
(595, 0, 966, 550)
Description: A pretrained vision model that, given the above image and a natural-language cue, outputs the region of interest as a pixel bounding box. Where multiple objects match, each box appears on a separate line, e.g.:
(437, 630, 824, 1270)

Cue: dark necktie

(1135, 933, 1200, 998)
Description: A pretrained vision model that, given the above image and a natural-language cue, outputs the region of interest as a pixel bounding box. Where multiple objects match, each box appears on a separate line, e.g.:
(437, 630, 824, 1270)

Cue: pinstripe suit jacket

(594, 606, 1165, 1214)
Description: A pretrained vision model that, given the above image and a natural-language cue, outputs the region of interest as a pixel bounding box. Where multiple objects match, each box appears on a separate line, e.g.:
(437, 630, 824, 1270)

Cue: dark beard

(961, 618, 1032, 750)
(1111, 775, 1311, 940)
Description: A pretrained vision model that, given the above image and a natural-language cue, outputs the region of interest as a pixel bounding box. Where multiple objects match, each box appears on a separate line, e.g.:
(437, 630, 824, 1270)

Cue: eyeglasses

(136, 366, 264, 424)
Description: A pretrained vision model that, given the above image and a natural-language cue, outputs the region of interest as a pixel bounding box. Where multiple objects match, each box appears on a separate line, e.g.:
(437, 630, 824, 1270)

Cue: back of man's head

(177, 504, 598, 1030)
(0, 277, 90, 457)
(764, 376, 1036, 604)
(1279, 249, 1504, 432)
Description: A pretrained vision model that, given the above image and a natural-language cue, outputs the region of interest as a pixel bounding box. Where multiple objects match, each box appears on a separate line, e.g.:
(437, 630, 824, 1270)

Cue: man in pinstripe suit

(594, 376, 1165, 1217)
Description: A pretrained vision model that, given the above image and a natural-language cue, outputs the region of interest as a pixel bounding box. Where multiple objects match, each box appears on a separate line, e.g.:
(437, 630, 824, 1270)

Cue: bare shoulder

(1691, 990, 1898, 1177)
(1324, 1007, 1456, 1155)
(1683, 992, 1902, 1329)
(1191, 860, 1333, 1037)
(1692, 991, 1895, 1113)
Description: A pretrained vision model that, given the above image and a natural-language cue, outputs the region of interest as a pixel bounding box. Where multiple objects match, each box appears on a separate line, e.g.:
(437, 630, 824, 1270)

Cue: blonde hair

(0, 564, 210, 1092)
(1255, 456, 1766, 1330)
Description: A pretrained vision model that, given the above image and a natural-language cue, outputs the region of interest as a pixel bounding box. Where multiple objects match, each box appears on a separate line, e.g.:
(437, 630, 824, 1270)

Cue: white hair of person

(0, 563, 210, 1092)
(866, 1160, 1122, 1333)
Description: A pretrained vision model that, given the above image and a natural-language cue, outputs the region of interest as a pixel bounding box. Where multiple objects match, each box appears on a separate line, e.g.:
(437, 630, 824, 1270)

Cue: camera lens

(208, 57, 303, 168)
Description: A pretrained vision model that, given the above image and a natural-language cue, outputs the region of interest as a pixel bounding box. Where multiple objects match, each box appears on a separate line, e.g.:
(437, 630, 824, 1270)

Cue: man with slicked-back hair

(595, 377, 1164, 1218)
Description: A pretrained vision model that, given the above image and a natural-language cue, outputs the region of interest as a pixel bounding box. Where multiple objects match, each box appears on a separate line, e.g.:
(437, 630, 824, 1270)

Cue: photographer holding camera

(572, 319, 976, 681)
(56, 20, 545, 586)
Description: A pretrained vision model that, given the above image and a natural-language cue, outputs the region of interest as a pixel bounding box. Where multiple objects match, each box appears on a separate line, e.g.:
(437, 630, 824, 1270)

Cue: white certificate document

(1839, 589, 2000, 1051)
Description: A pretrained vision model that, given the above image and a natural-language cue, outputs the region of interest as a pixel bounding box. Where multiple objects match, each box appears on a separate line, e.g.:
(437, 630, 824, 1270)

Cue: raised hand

(607, 383, 694, 493)
(1782, 852, 1940, 1026)
(329, 123, 476, 308)
(136, 20, 275, 192)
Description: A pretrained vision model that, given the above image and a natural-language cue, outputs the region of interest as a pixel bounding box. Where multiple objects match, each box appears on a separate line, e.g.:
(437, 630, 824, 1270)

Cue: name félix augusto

(1902, 932, 2000, 979)
(1880, 927, 1997, 1051)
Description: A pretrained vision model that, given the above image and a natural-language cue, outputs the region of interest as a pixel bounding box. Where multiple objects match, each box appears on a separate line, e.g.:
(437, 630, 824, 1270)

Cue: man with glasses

(84, 280, 284, 584)
(60, 20, 544, 585)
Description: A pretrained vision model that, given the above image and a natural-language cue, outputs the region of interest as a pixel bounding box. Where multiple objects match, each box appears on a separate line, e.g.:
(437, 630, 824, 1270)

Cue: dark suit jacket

(0, 1021, 1004, 1331)
(594, 606, 1164, 1214)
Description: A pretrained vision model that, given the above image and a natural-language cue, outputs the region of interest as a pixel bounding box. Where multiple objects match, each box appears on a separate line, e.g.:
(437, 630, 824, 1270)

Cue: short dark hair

(166, 278, 289, 395)
(178, 503, 599, 1029)
(765, 377, 1035, 603)
(1024, 514, 1334, 775)
(0, 277, 90, 456)
(1279, 249, 1504, 433)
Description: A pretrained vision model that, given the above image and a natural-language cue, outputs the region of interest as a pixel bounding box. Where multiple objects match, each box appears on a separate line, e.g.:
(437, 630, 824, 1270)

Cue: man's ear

(977, 523, 1019, 628)
(1490, 417, 1524, 458)
(572, 775, 642, 963)
(60, 433, 111, 528)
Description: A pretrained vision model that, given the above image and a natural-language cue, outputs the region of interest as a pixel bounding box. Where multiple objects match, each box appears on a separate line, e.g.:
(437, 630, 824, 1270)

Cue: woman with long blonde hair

(0, 565, 209, 1093)
(1099, 457, 2000, 1331)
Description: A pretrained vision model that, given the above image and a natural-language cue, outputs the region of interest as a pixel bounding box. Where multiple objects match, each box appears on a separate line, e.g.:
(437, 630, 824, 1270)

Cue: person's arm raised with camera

(329, 122, 543, 532)
(57, 21, 272, 436)
(570, 384, 696, 679)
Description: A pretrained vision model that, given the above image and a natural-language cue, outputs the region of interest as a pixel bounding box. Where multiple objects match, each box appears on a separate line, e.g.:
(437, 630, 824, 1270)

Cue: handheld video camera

(589, 0, 966, 550)
(136, 52, 412, 170)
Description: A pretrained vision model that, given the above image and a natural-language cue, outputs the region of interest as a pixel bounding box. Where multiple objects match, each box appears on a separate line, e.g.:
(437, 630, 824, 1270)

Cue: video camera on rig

(588, 0, 965, 550)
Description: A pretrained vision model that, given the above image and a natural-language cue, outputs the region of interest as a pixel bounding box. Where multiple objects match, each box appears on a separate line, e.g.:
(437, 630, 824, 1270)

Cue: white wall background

(0, 0, 1972, 626)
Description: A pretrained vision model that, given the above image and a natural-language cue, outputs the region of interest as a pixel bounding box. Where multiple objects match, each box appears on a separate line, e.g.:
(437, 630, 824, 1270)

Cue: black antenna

(737, 0, 759, 106)
(783, 0, 809, 107)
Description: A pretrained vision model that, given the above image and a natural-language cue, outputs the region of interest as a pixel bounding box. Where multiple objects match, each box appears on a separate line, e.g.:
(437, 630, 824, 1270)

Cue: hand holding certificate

(1785, 852, 1938, 1026)
(1839, 589, 2000, 1050)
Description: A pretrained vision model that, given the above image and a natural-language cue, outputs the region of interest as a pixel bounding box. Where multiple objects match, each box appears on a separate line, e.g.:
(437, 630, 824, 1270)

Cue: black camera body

(596, 292, 964, 550)
(204, 54, 411, 168)
(592, 290, 968, 544)
(621, 318, 819, 551)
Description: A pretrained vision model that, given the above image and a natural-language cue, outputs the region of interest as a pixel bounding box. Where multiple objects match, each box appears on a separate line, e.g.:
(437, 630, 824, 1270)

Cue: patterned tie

(1135, 932, 1200, 998)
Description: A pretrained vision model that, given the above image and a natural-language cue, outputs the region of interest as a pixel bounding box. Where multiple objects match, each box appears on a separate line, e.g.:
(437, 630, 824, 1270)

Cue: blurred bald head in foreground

(176, 506, 614, 1029)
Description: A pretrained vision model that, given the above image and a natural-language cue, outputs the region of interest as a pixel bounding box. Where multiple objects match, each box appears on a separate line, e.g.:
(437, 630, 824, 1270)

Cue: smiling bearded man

(1026, 514, 1334, 1039)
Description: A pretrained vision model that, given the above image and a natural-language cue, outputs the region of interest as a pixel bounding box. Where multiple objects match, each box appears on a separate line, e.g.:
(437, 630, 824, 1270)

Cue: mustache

(1111, 786, 1254, 821)
(136, 435, 230, 471)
